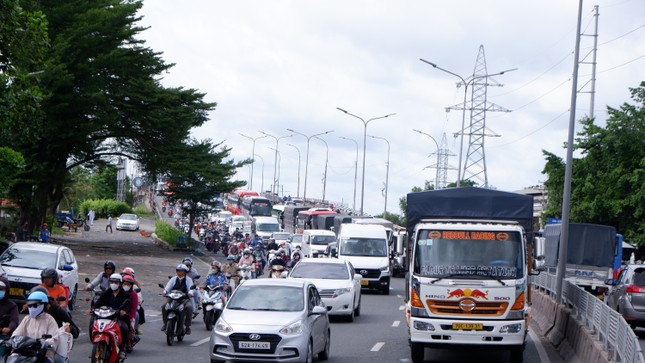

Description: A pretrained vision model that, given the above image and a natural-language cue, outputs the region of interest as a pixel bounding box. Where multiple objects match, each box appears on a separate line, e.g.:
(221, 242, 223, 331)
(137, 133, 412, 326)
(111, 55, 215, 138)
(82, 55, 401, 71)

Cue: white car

(288, 258, 362, 321)
(116, 213, 139, 231)
(0, 242, 80, 309)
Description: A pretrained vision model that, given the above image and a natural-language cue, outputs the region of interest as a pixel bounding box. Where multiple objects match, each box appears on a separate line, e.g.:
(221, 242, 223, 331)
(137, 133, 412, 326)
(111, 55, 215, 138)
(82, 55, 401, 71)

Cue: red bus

(296, 208, 337, 233)
(226, 190, 259, 215)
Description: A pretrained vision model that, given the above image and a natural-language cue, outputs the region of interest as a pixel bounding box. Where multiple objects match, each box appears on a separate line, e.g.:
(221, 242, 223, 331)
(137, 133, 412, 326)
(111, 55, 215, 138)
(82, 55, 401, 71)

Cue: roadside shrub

(155, 220, 183, 246)
(132, 204, 153, 218)
(79, 199, 131, 219)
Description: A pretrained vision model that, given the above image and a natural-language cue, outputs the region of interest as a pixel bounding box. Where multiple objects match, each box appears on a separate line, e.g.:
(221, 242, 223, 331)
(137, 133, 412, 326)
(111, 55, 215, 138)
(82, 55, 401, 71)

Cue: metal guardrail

(531, 272, 645, 363)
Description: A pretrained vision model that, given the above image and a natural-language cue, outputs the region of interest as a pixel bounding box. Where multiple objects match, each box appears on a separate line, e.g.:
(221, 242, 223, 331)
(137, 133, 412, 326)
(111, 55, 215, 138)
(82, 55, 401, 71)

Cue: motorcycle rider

(266, 238, 278, 252)
(220, 255, 239, 290)
(120, 274, 139, 352)
(269, 250, 287, 275)
(161, 264, 194, 335)
(12, 291, 59, 363)
(39, 268, 69, 310)
(92, 273, 131, 360)
(0, 276, 20, 355)
(288, 251, 302, 269)
(85, 260, 117, 292)
(121, 267, 144, 334)
(182, 257, 201, 318)
(253, 243, 267, 276)
(204, 261, 229, 303)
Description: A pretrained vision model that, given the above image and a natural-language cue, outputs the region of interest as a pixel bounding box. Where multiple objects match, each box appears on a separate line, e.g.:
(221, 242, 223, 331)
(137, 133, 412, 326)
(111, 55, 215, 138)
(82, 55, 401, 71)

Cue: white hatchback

(288, 258, 362, 321)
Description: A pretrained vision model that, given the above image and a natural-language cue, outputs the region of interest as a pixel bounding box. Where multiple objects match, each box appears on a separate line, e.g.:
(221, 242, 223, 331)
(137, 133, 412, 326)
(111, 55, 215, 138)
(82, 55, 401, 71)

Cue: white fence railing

(531, 272, 645, 363)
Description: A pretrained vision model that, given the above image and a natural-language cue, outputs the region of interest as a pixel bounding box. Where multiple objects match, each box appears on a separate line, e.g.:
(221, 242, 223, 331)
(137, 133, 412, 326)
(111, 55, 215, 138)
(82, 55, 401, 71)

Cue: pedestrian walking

(106, 214, 113, 233)
(39, 223, 50, 243)
(87, 209, 95, 226)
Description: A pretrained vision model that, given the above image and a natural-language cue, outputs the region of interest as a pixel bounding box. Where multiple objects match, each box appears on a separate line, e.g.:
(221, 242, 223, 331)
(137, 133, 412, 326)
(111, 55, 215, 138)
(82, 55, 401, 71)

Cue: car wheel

(354, 295, 361, 317)
(318, 329, 330, 361)
(346, 304, 355, 322)
(68, 285, 78, 311)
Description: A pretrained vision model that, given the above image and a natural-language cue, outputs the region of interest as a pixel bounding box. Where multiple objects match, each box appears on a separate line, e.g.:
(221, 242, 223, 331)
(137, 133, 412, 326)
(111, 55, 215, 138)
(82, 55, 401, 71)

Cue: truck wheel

(410, 343, 424, 363)
(382, 286, 390, 295)
(510, 346, 524, 363)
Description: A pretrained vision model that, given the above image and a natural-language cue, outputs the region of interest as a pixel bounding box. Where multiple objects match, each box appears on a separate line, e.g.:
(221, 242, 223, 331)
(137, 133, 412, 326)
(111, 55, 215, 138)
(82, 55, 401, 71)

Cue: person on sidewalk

(87, 209, 95, 226)
(106, 214, 113, 233)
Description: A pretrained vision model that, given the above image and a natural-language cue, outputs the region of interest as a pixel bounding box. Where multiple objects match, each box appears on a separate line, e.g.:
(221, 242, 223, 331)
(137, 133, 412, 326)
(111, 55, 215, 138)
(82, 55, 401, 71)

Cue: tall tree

(542, 82, 645, 245)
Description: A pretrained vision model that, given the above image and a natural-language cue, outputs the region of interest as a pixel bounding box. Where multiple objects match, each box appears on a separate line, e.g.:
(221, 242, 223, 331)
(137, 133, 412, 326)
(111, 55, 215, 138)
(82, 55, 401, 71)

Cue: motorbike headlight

(333, 288, 352, 298)
(279, 320, 303, 335)
(214, 318, 233, 333)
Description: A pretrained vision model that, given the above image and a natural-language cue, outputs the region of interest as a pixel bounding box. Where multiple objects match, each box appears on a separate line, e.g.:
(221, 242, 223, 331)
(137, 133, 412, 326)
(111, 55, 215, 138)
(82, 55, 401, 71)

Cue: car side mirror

(532, 237, 546, 272)
(311, 305, 327, 315)
(62, 264, 74, 271)
(604, 278, 616, 286)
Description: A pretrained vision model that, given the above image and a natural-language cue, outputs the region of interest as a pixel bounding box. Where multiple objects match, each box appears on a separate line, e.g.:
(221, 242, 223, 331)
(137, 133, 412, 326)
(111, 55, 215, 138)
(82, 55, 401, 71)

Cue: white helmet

(109, 273, 122, 282)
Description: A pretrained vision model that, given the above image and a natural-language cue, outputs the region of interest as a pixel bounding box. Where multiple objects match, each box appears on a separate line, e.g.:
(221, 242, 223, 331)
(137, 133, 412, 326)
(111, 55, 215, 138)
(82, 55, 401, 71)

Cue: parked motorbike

(158, 284, 192, 346)
(237, 264, 254, 281)
(1, 335, 53, 363)
(270, 265, 288, 279)
(201, 285, 225, 331)
(90, 306, 124, 363)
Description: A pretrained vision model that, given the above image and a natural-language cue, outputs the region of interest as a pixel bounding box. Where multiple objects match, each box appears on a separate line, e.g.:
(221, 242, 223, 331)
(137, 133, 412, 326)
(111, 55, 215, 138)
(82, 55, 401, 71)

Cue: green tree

(398, 181, 435, 226)
(161, 139, 250, 242)
(541, 82, 645, 245)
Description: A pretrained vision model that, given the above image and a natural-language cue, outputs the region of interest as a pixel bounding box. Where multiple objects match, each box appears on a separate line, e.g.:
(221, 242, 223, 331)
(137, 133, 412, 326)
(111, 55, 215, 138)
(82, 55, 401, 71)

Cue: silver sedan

(210, 278, 331, 363)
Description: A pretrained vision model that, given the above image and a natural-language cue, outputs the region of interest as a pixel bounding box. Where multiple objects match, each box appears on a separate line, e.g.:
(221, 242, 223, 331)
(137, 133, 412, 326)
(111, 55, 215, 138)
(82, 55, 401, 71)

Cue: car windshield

(633, 269, 645, 286)
(339, 237, 387, 257)
(0, 248, 57, 269)
(227, 286, 304, 311)
(311, 235, 336, 245)
(273, 233, 291, 240)
(119, 214, 137, 220)
(291, 263, 349, 280)
(257, 223, 279, 232)
(291, 235, 303, 243)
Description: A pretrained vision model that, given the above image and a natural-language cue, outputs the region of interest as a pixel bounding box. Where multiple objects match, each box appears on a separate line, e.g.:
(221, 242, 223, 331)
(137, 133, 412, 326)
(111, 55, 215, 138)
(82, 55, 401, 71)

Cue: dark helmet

(29, 285, 49, 297)
(104, 261, 116, 270)
(41, 268, 58, 279)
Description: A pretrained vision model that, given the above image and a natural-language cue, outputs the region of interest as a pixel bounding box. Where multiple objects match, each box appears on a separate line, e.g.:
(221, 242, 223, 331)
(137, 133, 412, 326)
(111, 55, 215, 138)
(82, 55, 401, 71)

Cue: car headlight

(214, 318, 233, 333)
(279, 320, 303, 335)
(333, 288, 352, 298)
(380, 265, 389, 272)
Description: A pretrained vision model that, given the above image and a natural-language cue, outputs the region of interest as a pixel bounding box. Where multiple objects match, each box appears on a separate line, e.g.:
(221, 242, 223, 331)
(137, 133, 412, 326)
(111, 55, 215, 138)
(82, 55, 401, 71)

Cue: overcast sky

(136, 0, 645, 216)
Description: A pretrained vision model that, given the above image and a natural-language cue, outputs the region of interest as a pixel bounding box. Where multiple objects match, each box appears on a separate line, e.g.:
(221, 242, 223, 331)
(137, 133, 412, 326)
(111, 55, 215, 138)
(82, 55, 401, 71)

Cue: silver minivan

(605, 264, 645, 328)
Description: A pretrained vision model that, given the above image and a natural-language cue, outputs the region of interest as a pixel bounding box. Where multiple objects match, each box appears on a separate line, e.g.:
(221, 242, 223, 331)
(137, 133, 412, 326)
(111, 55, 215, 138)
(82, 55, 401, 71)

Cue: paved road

(51, 216, 563, 363)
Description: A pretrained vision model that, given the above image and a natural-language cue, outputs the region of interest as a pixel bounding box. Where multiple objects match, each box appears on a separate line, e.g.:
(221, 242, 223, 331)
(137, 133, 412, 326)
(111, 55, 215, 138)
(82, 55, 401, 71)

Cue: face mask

(0, 291, 5, 299)
(109, 283, 119, 291)
(28, 304, 45, 318)
(122, 285, 131, 292)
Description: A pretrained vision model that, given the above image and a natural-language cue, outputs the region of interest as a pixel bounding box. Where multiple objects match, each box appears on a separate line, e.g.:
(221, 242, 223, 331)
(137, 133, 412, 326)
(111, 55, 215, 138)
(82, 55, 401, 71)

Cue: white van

(301, 229, 336, 258)
(252, 216, 281, 240)
(336, 224, 391, 294)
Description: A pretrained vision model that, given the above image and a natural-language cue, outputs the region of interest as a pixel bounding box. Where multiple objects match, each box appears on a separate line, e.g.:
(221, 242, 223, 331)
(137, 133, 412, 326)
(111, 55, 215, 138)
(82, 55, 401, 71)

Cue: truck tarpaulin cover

(406, 187, 533, 232)
(544, 223, 616, 267)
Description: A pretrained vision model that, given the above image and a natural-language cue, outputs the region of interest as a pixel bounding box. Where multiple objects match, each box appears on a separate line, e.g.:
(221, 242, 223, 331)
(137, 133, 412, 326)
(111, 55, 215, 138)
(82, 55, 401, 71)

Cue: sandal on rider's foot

(185, 327, 191, 335)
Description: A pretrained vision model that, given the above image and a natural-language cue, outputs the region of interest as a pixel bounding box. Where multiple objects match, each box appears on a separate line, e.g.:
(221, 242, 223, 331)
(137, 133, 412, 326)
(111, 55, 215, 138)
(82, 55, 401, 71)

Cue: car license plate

(9, 287, 23, 296)
(360, 279, 369, 286)
(239, 341, 270, 349)
(452, 323, 483, 330)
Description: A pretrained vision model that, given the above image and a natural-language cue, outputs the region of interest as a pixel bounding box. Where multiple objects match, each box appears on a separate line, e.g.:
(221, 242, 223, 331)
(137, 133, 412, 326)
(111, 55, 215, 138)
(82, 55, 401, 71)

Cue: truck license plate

(360, 280, 369, 286)
(9, 287, 23, 296)
(239, 341, 270, 349)
(452, 323, 483, 330)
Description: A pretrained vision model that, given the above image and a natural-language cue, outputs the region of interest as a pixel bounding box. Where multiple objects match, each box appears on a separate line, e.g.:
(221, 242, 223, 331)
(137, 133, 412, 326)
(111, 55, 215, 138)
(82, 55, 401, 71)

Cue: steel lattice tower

(436, 133, 455, 189)
(449, 45, 510, 187)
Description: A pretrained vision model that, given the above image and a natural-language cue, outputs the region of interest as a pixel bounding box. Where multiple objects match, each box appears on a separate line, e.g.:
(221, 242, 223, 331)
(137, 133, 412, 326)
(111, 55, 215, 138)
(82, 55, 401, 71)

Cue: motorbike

(84, 277, 105, 308)
(201, 285, 225, 330)
(158, 284, 192, 346)
(198, 227, 206, 241)
(168, 209, 174, 217)
(1, 335, 53, 363)
(237, 264, 254, 281)
(270, 264, 288, 279)
(90, 306, 124, 363)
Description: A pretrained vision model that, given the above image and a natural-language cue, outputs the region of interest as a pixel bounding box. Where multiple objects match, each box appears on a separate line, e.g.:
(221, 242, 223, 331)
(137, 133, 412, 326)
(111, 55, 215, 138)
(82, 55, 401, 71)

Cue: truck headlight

(413, 320, 435, 331)
(500, 323, 522, 333)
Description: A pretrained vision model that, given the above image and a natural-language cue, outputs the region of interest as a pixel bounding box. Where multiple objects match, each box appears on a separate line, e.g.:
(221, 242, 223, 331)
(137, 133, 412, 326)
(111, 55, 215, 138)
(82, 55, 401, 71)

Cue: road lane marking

(392, 320, 400, 327)
(190, 337, 210, 347)
(528, 329, 549, 363)
(371, 342, 385, 351)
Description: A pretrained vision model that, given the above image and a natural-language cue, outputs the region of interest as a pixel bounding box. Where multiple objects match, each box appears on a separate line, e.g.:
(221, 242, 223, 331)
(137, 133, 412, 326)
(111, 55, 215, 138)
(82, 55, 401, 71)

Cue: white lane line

(190, 337, 211, 347)
(398, 305, 405, 310)
(370, 342, 385, 352)
(392, 320, 400, 327)
(528, 329, 549, 363)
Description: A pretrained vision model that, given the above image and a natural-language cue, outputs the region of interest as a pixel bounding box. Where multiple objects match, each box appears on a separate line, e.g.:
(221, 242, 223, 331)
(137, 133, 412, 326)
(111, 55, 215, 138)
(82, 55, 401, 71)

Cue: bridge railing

(531, 272, 644, 363)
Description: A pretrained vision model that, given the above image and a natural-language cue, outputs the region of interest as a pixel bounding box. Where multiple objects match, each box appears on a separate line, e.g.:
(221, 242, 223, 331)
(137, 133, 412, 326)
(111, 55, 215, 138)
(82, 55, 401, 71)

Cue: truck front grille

(426, 299, 508, 316)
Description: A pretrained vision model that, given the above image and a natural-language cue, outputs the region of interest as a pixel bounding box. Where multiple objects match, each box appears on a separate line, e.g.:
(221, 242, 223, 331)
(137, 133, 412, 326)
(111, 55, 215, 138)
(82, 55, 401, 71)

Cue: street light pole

(239, 133, 268, 190)
(268, 147, 282, 195)
(339, 136, 359, 213)
(313, 136, 329, 202)
(259, 131, 292, 196)
(286, 129, 333, 202)
(286, 143, 301, 198)
(368, 135, 390, 216)
(412, 129, 440, 189)
(419, 58, 516, 187)
(253, 154, 265, 193)
(336, 107, 395, 215)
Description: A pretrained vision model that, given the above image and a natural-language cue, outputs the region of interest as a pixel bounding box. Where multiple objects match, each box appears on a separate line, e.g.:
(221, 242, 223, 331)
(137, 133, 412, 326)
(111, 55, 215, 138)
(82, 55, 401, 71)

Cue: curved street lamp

(339, 136, 358, 213)
(286, 128, 333, 202)
(368, 135, 390, 216)
(259, 131, 292, 196)
(412, 129, 441, 189)
(419, 58, 516, 186)
(239, 133, 268, 190)
(336, 107, 396, 215)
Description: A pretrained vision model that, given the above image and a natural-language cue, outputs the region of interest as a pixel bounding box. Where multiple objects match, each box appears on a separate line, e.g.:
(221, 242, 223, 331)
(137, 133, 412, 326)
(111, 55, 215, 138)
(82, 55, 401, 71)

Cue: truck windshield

(413, 229, 524, 279)
(340, 237, 388, 257)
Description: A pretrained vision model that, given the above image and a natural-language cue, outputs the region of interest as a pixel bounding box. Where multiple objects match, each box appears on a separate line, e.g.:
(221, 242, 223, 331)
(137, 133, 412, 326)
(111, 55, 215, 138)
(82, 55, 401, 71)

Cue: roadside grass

(155, 220, 182, 246)
(133, 204, 154, 218)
